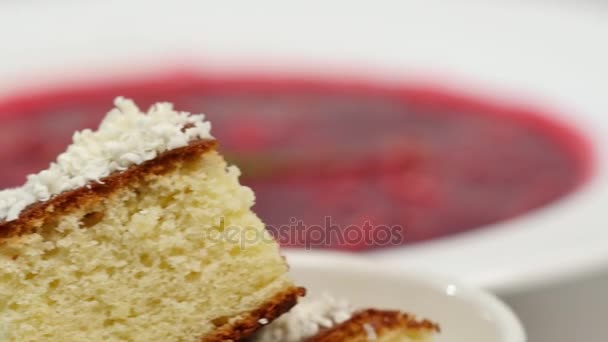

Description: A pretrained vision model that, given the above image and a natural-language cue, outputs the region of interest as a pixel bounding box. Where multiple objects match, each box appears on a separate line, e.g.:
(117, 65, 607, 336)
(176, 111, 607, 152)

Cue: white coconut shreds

(252, 294, 353, 342)
(0, 97, 213, 222)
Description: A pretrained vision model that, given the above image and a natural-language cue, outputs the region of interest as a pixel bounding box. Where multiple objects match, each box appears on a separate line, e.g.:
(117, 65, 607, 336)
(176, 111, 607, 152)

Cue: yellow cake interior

(0, 149, 293, 341)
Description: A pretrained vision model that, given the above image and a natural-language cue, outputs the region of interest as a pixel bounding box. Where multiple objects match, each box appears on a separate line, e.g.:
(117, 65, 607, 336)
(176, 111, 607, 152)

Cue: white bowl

(287, 250, 526, 342)
(0, 0, 607, 295)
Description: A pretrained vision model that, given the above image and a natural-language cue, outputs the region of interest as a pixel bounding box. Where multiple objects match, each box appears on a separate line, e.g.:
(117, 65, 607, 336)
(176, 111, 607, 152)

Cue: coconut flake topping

(0, 97, 213, 222)
(252, 294, 353, 342)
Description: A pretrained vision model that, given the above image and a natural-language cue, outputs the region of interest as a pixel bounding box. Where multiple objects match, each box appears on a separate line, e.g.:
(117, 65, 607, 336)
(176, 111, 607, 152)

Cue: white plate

(0, 0, 607, 294)
(287, 250, 526, 342)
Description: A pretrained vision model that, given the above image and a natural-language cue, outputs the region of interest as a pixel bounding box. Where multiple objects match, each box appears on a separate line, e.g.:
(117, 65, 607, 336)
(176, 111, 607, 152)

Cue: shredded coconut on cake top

(252, 294, 353, 342)
(0, 97, 213, 222)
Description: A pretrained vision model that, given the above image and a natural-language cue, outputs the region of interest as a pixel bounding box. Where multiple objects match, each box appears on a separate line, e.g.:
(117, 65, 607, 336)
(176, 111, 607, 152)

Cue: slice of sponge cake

(0, 98, 303, 341)
(251, 295, 438, 342)
(308, 309, 439, 342)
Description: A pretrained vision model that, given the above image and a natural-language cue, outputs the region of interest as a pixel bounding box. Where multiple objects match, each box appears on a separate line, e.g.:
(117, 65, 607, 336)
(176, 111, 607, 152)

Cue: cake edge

(0, 139, 218, 240)
(202, 286, 306, 342)
(308, 309, 440, 342)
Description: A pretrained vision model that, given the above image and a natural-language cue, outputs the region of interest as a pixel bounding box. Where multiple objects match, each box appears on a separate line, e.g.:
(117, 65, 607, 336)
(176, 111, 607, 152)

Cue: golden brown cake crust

(0, 139, 218, 240)
(202, 286, 306, 342)
(308, 309, 439, 342)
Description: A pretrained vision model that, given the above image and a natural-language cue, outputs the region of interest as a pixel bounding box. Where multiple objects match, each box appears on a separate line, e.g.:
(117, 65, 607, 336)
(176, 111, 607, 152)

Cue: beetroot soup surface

(0, 74, 591, 251)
